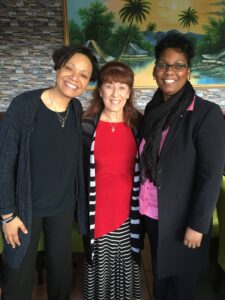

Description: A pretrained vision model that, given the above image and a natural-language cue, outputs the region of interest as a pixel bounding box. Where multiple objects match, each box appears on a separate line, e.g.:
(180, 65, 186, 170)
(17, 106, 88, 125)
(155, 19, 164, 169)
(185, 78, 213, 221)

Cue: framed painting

(62, 0, 225, 88)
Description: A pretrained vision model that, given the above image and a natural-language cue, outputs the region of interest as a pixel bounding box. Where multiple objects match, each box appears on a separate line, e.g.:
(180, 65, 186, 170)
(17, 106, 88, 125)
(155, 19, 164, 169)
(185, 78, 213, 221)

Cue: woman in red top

(82, 61, 142, 299)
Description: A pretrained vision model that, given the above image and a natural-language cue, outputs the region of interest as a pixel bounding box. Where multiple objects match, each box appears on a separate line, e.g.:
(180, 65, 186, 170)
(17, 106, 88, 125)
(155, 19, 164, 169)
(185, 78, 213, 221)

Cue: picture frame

(62, 0, 225, 89)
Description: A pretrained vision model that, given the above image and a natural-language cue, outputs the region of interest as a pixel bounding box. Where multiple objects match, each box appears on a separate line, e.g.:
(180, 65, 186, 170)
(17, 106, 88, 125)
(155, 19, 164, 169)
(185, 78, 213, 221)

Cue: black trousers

(1, 212, 74, 300)
(143, 215, 198, 300)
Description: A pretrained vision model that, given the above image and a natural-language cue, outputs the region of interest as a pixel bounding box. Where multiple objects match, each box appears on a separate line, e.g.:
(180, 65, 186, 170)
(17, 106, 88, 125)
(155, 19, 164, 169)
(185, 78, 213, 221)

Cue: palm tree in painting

(178, 6, 199, 32)
(146, 22, 157, 33)
(118, 0, 151, 59)
(202, 16, 225, 53)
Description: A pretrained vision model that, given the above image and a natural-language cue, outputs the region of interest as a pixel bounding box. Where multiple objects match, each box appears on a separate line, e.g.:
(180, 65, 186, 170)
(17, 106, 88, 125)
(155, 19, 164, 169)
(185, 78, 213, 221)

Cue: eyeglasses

(155, 63, 189, 72)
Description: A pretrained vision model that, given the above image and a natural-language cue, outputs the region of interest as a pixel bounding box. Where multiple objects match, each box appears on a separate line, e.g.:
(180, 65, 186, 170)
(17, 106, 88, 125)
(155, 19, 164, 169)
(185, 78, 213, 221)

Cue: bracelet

(1, 213, 16, 224)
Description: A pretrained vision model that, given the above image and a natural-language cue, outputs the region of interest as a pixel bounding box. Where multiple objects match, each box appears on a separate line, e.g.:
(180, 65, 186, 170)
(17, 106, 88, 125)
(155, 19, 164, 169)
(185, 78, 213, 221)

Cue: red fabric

(94, 120, 137, 239)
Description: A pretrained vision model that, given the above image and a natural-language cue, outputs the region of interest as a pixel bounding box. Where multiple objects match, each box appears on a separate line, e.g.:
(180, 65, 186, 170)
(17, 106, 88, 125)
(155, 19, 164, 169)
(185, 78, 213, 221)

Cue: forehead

(158, 48, 188, 62)
(66, 53, 93, 71)
(101, 72, 132, 87)
(103, 80, 128, 85)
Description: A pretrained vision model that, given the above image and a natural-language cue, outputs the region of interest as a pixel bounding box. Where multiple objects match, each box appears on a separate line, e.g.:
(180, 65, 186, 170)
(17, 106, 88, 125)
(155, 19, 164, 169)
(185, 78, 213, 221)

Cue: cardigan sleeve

(188, 103, 225, 233)
(0, 96, 24, 215)
(73, 99, 89, 235)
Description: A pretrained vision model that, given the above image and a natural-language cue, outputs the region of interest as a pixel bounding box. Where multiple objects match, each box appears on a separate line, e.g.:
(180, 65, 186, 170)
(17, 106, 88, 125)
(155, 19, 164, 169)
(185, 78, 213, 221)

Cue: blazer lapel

(158, 113, 185, 160)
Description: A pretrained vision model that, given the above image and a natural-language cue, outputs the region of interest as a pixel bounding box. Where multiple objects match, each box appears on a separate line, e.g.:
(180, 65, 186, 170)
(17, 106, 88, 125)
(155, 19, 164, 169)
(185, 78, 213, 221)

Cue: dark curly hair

(52, 45, 99, 82)
(155, 32, 195, 65)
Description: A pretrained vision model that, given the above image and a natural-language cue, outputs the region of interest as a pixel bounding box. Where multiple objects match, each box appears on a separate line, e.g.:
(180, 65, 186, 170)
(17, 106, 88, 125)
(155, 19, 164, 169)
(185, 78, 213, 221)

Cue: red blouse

(94, 120, 137, 239)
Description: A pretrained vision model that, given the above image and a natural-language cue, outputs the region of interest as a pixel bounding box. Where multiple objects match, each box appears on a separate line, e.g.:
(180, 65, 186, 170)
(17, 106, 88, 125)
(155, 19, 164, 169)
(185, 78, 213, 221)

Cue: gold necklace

(103, 111, 117, 132)
(49, 90, 69, 128)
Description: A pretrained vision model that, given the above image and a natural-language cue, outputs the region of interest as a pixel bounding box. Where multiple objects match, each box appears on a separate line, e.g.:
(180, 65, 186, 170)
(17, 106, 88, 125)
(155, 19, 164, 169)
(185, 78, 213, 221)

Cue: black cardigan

(0, 89, 88, 268)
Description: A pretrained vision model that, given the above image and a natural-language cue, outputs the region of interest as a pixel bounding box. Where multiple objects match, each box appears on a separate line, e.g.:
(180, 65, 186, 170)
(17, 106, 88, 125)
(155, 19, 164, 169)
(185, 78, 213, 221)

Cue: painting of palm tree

(118, 0, 151, 59)
(65, 0, 225, 87)
(178, 7, 199, 32)
(146, 22, 157, 33)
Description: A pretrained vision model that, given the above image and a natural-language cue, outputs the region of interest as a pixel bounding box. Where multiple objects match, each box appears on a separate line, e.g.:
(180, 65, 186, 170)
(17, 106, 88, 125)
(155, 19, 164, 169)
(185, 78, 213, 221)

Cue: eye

(64, 65, 73, 71)
(156, 63, 167, 70)
(81, 73, 89, 79)
(119, 85, 127, 90)
(105, 83, 112, 89)
(173, 63, 188, 71)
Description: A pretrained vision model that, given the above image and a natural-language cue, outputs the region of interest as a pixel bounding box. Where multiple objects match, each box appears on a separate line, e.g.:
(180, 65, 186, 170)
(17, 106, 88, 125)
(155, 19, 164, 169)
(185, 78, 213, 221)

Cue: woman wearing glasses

(140, 32, 225, 300)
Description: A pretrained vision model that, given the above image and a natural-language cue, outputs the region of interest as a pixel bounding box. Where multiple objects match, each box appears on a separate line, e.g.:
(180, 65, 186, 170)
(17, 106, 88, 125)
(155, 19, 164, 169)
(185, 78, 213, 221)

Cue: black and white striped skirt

(83, 219, 142, 299)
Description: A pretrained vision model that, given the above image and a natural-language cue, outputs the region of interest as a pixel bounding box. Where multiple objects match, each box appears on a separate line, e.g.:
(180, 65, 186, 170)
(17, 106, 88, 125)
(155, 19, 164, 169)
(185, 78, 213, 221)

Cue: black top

(0, 88, 87, 268)
(30, 100, 78, 216)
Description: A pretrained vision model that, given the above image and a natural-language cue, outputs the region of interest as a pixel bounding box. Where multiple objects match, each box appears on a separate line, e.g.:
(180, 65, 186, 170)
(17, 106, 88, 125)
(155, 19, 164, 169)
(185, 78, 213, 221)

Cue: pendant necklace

(49, 91, 69, 128)
(104, 111, 117, 132)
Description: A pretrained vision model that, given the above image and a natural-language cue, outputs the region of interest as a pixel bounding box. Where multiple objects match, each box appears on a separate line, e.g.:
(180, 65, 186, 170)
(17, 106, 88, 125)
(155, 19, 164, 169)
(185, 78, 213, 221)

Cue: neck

(48, 87, 71, 111)
(102, 109, 123, 122)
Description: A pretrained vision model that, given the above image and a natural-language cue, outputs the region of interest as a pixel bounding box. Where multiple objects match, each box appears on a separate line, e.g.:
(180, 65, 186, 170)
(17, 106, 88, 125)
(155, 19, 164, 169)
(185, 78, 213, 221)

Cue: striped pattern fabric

(88, 131, 97, 259)
(84, 219, 142, 300)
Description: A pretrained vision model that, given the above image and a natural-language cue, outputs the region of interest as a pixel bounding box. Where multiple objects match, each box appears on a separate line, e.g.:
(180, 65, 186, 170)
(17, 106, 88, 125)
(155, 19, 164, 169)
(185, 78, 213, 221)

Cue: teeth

(66, 82, 78, 89)
(164, 80, 175, 83)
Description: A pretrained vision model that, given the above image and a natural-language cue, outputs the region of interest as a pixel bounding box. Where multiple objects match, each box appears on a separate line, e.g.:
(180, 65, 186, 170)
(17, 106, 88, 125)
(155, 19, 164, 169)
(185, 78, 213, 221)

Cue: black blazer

(152, 96, 225, 278)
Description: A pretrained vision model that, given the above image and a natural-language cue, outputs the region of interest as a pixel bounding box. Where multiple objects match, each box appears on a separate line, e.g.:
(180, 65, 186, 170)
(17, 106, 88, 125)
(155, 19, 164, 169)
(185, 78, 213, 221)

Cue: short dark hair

(52, 45, 99, 82)
(155, 32, 195, 65)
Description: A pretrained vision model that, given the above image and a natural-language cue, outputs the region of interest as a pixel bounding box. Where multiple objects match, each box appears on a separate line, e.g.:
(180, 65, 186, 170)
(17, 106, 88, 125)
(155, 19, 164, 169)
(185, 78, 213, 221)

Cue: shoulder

(189, 96, 224, 126)
(194, 96, 223, 115)
(82, 114, 98, 135)
(3, 89, 45, 123)
(192, 96, 225, 134)
(6, 89, 45, 116)
(72, 98, 83, 115)
(11, 89, 45, 106)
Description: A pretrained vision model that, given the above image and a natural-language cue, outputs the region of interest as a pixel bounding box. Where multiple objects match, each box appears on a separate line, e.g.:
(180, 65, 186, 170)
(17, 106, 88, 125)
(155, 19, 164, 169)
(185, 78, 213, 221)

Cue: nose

(112, 86, 119, 97)
(71, 71, 78, 80)
(165, 65, 175, 75)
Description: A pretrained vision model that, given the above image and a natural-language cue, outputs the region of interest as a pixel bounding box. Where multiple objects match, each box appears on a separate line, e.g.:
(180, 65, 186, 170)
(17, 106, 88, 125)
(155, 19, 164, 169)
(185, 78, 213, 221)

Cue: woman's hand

(2, 216, 28, 248)
(183, 227, 203, 249)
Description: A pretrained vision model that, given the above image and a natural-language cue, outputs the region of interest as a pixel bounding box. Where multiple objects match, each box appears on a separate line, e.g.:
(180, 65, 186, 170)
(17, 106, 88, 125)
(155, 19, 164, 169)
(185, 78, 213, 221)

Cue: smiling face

(55, 53, 93, 100)
(100, 81, 130, 116)
(153, 48, 190, 101)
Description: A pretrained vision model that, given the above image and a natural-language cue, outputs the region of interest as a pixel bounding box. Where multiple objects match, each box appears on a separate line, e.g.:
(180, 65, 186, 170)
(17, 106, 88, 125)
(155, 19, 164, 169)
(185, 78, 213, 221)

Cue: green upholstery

(217, 176, 225, 272)
(37, 231, 45, 251)
(212, 209, 219, 238)
(71, 221, 84, 253)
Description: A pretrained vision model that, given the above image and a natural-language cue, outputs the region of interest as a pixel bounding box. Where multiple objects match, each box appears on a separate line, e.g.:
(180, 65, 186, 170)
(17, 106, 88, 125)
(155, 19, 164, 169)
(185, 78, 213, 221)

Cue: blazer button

(157, 185, 161, 190)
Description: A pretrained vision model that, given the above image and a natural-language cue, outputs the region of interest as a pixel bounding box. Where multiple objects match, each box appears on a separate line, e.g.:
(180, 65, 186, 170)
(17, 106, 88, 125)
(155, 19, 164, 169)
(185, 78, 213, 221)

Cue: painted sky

(68, 0, 222, 34)
(106, 0, 222, 34)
